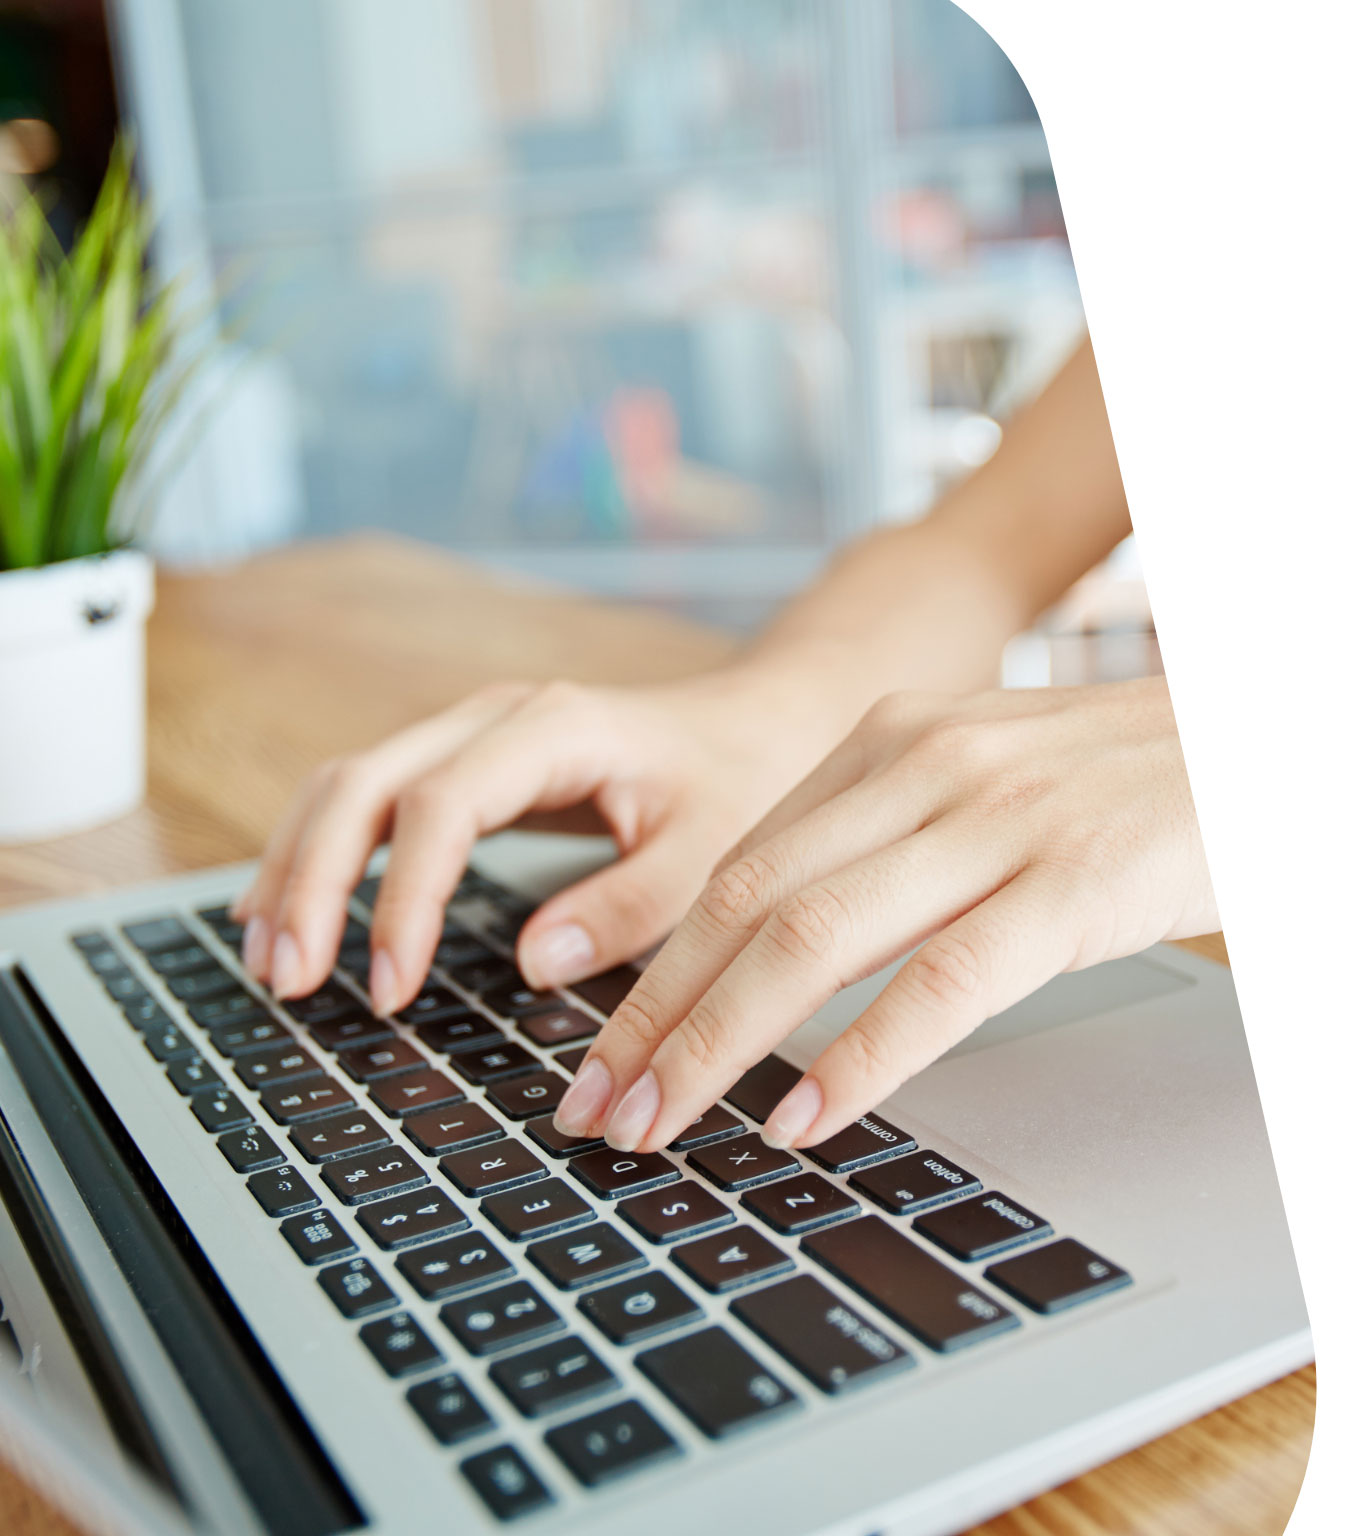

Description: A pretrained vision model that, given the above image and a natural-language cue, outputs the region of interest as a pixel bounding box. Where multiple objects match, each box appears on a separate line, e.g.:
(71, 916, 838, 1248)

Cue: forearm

(733, 336, 1132, 720)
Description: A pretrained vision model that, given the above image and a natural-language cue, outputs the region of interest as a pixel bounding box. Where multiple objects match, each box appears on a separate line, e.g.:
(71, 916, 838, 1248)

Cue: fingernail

(604, 1069, 660, 1153)
(524, 923, 595, 987)
(270, 931, 302, 998)
(552, 1057, 613, 1137)
(369, 949, 398, 1017)
(763, 1077, 823, 1149)
(242, 917, 270, 980)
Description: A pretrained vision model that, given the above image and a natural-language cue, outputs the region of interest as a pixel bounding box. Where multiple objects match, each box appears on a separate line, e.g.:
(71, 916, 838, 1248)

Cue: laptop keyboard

(67, 871, 1133, 1523)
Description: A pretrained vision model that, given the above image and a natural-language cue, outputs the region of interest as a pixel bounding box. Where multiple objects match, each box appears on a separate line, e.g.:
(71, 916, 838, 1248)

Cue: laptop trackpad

(940, 952, 1194, 1059)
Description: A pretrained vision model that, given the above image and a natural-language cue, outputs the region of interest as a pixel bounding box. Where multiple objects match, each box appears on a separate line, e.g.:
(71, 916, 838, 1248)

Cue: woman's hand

(233, 662, 859, 1015)
(553, 675, 1216, 1154)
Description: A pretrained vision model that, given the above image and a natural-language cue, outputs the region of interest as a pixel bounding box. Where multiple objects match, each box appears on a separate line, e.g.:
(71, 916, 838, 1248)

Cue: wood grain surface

(0, 534, 1311, 1535)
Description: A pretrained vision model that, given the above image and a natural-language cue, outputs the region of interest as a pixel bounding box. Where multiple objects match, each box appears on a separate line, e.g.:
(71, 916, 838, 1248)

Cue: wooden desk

(0, 535, 1312, 1535)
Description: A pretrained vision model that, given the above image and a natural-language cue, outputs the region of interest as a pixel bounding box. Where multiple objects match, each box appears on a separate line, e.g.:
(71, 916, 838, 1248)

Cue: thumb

(516, 821, 713, 989)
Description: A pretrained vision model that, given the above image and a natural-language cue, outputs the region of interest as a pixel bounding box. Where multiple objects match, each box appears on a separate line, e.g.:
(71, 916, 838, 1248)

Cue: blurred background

(1, 0, 1157, 682)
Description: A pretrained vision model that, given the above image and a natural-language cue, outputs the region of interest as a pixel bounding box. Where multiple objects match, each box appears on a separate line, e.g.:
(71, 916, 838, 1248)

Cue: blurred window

(120, 0, 1090, 631)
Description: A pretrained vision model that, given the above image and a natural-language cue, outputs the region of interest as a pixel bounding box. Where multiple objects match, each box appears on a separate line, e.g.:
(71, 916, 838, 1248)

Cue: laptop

(0, 829, 1310, 1535)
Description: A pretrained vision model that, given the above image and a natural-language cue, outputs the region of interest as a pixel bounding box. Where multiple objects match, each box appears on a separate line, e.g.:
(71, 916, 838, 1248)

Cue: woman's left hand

(552, 674, 1217, 1153)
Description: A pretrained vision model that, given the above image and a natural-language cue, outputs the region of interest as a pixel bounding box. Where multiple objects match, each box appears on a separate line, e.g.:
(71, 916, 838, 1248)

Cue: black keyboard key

(359, 1310, 443, 1378)
(850, 1149, 981, 1215)
(122, 916, 193, 952)
(144, 943, 219, 978)
(460, 1445, 554, 1523)
(309, 1015, 394, 1053)
(450, 1042, 540, 1085)
(669, 1104, 745, 1151)
(144, 1023, 198, 1063)
(636, 1327, 798, 1440)
(275, 1204, 351, 1265)
(433, 933, 497, 972)
(82, 946, 126, 976)
(394, 987, 476, 1026)
(806, 1113, 916, 1173)
(123, 997, 174, 1033)
(187, 991, 263, 1028)
(555, 1046, 590, 1074)
(71, 929, 112, 953)
(407, 1373, 493, 1447)
(568, 1148, 679, 1201)
(490, 1337, 616, 1418)
(405, 1103, 502, 1156)
(742, 1172, 859, 1236)
(318, 1256, 397, 1319)
(516, 1007, 598, 1048)
(357, 1187, 467, 1249)
(546, 1400, 681, 1488)
(282, 985, 357, 1025)
(370, 1067, 464, 1118)
(524, 1115, 605, 1160)
(104, 973, 150, 1005)
(196, 905, 244, 944)
(416, 1016, 506, 1055)
(528, 1223, 646, 1291)
(985, 1238, 1132, 1314)
(398, 1232, 513, 1300)
(731, 1274, 911, 1394)
(481, 981, 560, 1018)
(248, 1164, 320, 1217)
(191, 1089, 253, 1133)
(166, 968, 239, 1003)
(448, 956, 520, 995)
(441, 1138, 546, 1197)
(688, 1132, 798, 1191)
(166, 1056, 222, 1095)
(672, 1225, 794, 1293)
(338, 1039, 425, 1082)
(209, 1016, 293, 1056)
(261, 1079, 355, 1125)
(721, 1054, 802, 1122)
(322, 1147, 427, 1206)
(485, 1072, 568, 1121)
(619, 1184, 733, 1245)
(218, 1126, 284, 1173)
(569, 965, 638, 1017)
(290, 1110, 390, 1163)
(441, 1281, 563, 1356)
(802, 1216, 1018, 1352)
(235, 1044, 323, 1090)
(483, 1179, 593, 1242)
(914, 1191, 1052, 1262)
(577, 1272, 702, 1346)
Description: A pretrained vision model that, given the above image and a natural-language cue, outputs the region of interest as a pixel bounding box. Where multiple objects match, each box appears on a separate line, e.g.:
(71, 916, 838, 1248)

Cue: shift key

(801, 1216, 1017, 1353)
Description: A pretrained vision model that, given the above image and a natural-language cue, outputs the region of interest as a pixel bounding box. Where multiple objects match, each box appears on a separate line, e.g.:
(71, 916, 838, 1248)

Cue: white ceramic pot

(0, 549, 156, 842)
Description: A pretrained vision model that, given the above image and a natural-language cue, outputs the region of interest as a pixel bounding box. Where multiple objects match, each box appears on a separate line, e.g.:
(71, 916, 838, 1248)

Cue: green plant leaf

(0, 132, 224, 571)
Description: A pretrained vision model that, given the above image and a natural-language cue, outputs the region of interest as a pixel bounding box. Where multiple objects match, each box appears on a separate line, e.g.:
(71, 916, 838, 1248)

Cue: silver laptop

(0, 831, 1309, 1536)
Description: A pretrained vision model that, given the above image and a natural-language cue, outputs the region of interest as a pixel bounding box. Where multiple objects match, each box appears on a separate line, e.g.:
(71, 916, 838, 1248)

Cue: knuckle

(913, 715, 984, 769)
(530, 678, 588, 717)
(838, 1021, 903, 1085)
(698, 854, 781, 935)
(856, 692, 913, 748)
(767, 886, 854, 967)
(394, 772, 454, 825)
(603, 991, 664, 1052)
(909, 928, 988, 1011)
(670, 1001, 731, 1076)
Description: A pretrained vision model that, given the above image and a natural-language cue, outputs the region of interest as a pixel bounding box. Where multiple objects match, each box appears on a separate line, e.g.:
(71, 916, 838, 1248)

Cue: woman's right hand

(232, 662, 857, 1018)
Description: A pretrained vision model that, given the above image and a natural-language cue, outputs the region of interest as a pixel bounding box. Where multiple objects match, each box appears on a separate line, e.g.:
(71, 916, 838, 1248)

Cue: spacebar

(801, 1216, 1019, 1353)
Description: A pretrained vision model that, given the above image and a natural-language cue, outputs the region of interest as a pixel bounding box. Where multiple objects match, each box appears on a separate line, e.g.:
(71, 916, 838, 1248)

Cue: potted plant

(0, 142, 205, 842)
